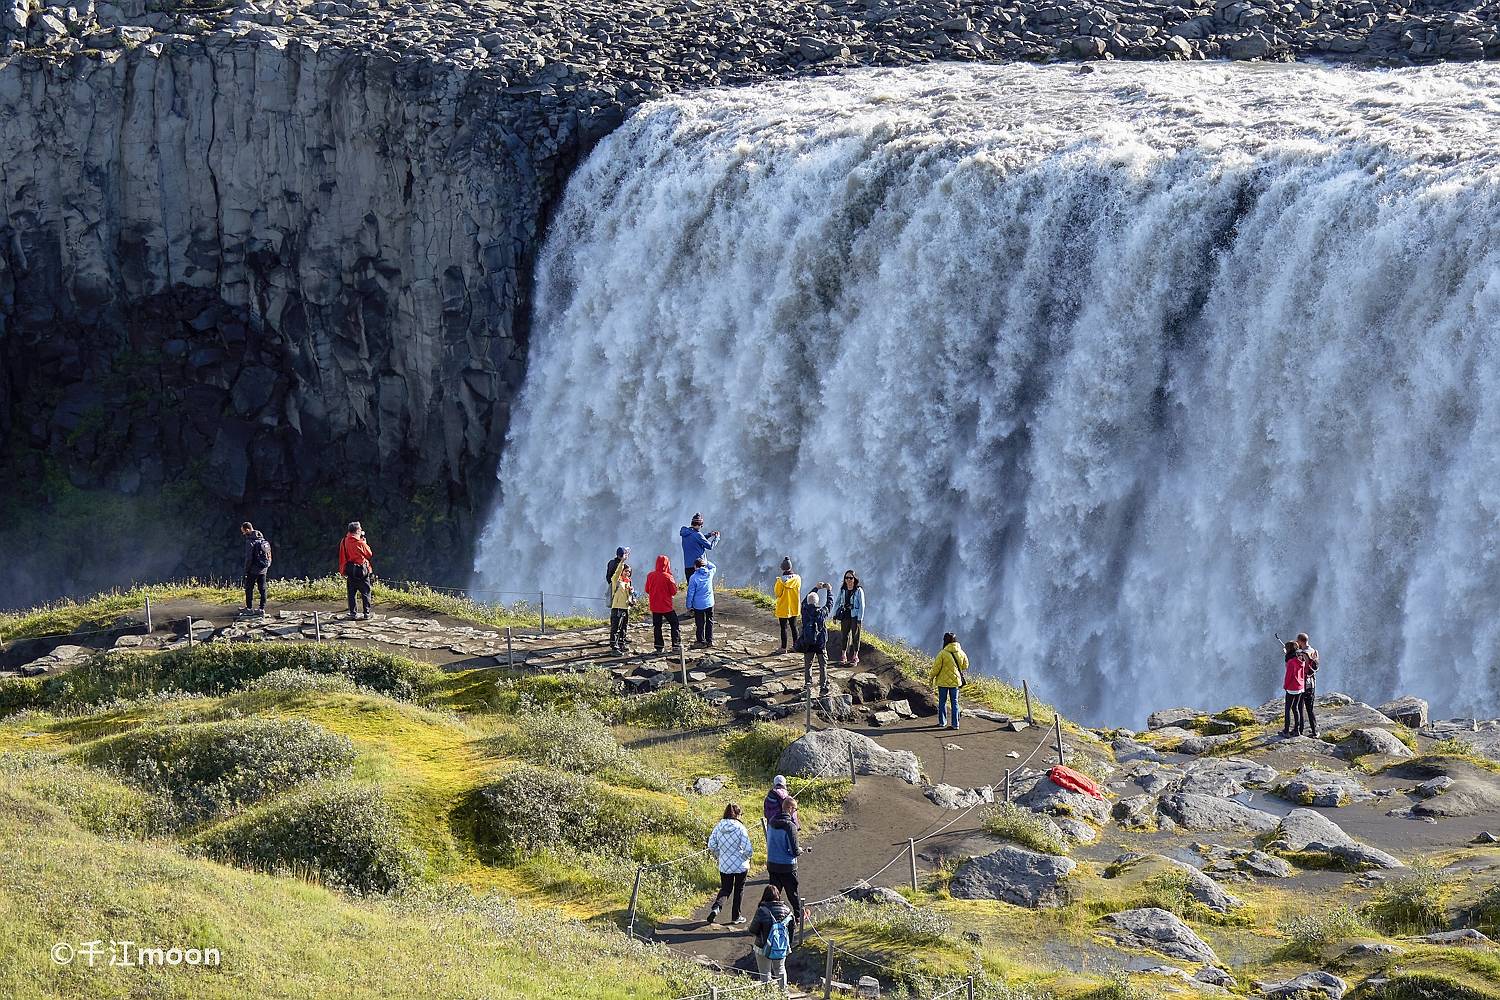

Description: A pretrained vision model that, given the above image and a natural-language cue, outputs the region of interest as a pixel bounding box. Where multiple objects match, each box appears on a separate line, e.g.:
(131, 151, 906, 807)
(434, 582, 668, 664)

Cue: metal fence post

(908, 837, 918, 891)
(1054, 715, 1065, 766)
(967, 975, 976, 1000)
(1003, 768, 1011, 803)
(186, 616, 194, 648)
(313, 611, 322, 642)
(506, 626, 513, 669)
(144, 596, 153, 633)
(1023, 679, 1034, 725)
(823, 942, 835, 1000)
(848, 743, 856, 785)
(710, 988, 719, 1000)
(679, 645, 688, 687)
(539, 591, 546, 636)
(626, 864, 644, 939)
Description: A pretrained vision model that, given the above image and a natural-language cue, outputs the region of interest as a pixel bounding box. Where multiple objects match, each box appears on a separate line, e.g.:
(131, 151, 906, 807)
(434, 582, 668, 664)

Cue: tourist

(1297, 632, 1320, 738)
(832, 570, 865, 666)
(765, 797, 804, 932)
(762, 774, 790, 822)
(706, 803, 752, 925)
(1281, 640, 1307, 737)
(748, 885, 794, 989)
(645, 554, 682, 653)
(606, 545, 630, 595)
(609, 564, 635, 654)
(774, 558, 801, 654)
(239, 522, 272, 616)
(680, 513, 720, 574)
(930, 632, 968, 730)
(686, 557, 717, 647)
(798, 583, 833, 699)
(337, 521, 374, 621)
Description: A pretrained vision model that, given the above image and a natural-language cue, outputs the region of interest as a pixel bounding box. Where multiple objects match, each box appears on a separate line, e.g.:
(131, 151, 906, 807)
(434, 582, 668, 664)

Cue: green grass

(982, 802, 1068, 855)
(1365, 863, 1449, 934)
(1275, 904, 1365, 960)
(0, 577, 601, 643)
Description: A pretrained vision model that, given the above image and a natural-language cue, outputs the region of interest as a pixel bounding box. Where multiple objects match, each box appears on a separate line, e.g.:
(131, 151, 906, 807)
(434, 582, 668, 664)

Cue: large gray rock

(1158, 793, 1280, 833)
(1113, 794, 1158, 830)
(1265, 809, 1403, 869)
(1148, 707, 1206, 730)
(1176, 733, 1241, 756)
(1343, 727, 1414, 759)
(1107, 853, 1242, 914)
(1016, 776, 1111, 825)
(1411, 778, 1500, 818)
(1275, 768, 1374, 808)
(950, 846, 1076, 908)
(1100, 908, 1220, 964)
(1175, 757, 1277, 797)
(1256, 971, 1347, 998)
(778, 729, 921, 784)
(925, 783, 994, 810)
(1378, 696, 1429, 730)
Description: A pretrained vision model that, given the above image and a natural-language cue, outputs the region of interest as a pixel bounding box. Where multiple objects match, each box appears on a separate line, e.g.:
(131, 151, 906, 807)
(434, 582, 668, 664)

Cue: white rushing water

(476, 62, 1500, 725)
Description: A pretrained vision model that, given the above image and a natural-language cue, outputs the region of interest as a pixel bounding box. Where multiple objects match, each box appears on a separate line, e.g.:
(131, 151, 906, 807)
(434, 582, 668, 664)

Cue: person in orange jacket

(338, 521, 374, 620)
(645, 554, 682, 654)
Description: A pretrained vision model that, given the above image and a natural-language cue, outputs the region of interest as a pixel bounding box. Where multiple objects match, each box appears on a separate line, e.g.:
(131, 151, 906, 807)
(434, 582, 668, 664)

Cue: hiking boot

(706, 905, 720, 924)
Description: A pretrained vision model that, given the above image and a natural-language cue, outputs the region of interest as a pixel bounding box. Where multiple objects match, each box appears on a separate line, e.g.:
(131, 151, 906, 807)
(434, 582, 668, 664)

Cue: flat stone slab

(950, 846, 1076, 908)
(1158, 793, 1279, 833)
(1275, 768, 1374, 808)
(1100, 907, 1219, 965)
(1265, 809, 1403, 869)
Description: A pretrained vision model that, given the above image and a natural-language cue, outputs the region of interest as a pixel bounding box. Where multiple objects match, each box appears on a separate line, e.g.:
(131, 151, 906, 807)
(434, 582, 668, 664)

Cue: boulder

(1157, 793, 1280, 833)
(1113, 794, 1157, 830)
(1135, 769, 1175, 795)
(888, 676, 937, 715)
(1413, 776, 1453, 798)
(777, 729, 921, 784)
(847, 672, 888, 704)
(950, 846, 1076, 908)
(1054, 817, 1097, 845)
(1343, 727, 1413, 759)
(1148, 707, 1206, 730)
(1411, 778, 1500, 818)
(1113, 736, 1166, 763)
(1100, 907, 1219, 964)
(1106, 853, 1242, 914)
(1017, 776, 1111, 825)
(839, 882, 914, 909)
(1177, 733, 1240, 755)
(1411, 928, 1489, 946)
(1256, 971, 1347, 998)
(1175, 757, 1277, 797)
(1378, 696, 1428, 730)
(1265, 809, 1403, 869)
(1275, 768, 1374, 807)
(690, 776, 726, 796)
(925, 783, 994, 810)
(1197, 967, 1236, 988)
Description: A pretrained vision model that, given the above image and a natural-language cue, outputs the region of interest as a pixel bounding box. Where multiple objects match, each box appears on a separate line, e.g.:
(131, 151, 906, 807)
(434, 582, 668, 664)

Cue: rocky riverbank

(2, 0, 1498, 603)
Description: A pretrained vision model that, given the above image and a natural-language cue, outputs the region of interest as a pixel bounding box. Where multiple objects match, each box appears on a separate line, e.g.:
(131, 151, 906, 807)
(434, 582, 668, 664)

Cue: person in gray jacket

(832, 570, 865, 666)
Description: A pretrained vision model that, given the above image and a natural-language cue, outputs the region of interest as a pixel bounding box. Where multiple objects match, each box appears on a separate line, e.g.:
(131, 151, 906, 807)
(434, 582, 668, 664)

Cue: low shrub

(1276, 905, 1364, 958)
(247, 668, 363, 695)
(0, 752, 168, 838)
(484, 669, 623, 717)
(820, 899, 953, 947)
(1467, 883, 1500, 935)
(1431, 737, 1479, 757)
(721, 722, 800, 780)
(496, 710, 665, 790)
(1366, 862, 1448, 934)
(3, 643, 437, 713)
(982, 802, 1067, 855)
(1062, 748, 1114, 784)
(192, 783, 420, 894)
(1219, 706, 1256, 726)
(1140, 868, 1195, 918)
(622, 685, 728, 730)
(78, 717, 357, 824)
(462, 765, 700, 863)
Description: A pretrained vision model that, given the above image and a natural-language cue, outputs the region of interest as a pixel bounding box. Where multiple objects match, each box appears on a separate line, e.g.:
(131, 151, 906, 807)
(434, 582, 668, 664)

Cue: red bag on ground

(1048, 764, 1105, 800)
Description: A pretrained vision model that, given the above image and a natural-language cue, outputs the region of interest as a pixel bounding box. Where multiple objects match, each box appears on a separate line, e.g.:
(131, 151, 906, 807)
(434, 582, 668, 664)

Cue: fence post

(710, 988, 719, 1000)
(186, 616, 194, 648)
(848, 743, 856, 785)
(967, 975, 976, 1000)
(506, 627, 514, 670)
(1054, 715, 1065, 766)
(626, 864, 644, 939)
(907, 837, 918, 891)
(760, 816, 768, 844)
(1003, 768, 1011, 803)
(539, 592, 546, 636)
(823, 941, 835, 1000)
(1023, 679, 1034, 725)
(679, 645, 689, 687)
(144, 596, 153, 633)
(313, 611, 322, 642)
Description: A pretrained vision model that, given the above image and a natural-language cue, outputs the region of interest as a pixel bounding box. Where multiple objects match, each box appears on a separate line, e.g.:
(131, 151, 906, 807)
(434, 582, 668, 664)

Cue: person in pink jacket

(1281, 641, 1307, 737)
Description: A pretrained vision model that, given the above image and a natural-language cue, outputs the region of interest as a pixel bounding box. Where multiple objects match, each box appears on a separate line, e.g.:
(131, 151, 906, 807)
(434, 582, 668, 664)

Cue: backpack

(764, 914, 792, 960)
(253, 539, 272, 571)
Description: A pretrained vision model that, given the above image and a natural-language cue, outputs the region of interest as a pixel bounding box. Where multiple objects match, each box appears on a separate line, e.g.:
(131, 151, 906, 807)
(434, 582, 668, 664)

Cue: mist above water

(477, 62, 1500, 725)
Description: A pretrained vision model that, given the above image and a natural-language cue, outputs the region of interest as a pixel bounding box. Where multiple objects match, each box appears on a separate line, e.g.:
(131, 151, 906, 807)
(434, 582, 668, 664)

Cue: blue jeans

(937, 686, 960, 728)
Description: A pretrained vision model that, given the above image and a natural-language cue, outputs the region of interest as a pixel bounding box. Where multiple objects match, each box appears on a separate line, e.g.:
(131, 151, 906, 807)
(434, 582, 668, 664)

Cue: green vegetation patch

(0, 751, 167, 838)
(720, 721, 800, 780)
(1365, 863, 1449, 934)
(192, 782, 421, 895)
(495, 709, 667, 790)
(77, 716, 357, 824)
(983, 802, 1068, 855)
(1275, 904, 1364, 959)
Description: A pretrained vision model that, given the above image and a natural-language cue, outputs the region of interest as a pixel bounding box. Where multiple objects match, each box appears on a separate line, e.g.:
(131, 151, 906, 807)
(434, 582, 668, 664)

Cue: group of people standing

(235, 520, 376, 620)
(703, 776, 806, 987)
(1280, 631, 1321, 738)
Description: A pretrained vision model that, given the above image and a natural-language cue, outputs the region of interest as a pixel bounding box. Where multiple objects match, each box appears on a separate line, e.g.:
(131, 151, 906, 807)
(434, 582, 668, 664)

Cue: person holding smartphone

(338, 521, 374, 620)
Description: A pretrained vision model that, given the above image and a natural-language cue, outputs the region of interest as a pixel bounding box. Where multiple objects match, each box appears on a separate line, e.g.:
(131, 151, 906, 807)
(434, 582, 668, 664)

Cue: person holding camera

(680, 513, 720, 574)
(338, 521, 374, 620)
(930, 632, 968, 730)
(832, 570, 865, 667)
(797, 583, 833, 699)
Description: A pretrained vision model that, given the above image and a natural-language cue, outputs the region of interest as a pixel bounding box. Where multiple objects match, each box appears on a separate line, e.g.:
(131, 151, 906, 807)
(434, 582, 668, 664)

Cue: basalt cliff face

(2, 0, 1498, 604)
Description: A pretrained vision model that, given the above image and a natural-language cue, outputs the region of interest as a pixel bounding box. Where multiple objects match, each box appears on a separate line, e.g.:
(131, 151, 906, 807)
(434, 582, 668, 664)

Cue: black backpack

(253, 538, 273, 570)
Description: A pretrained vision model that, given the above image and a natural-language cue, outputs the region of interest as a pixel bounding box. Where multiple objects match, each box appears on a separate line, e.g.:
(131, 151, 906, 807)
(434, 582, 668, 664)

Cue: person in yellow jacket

(773, 557, 802, 654)
(609, 565, 636, 654)
(929, 632, 968, 730)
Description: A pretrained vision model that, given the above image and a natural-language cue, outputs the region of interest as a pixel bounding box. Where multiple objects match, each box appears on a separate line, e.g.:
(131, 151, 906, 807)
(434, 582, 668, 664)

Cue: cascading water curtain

(477, 62, 1500, 724)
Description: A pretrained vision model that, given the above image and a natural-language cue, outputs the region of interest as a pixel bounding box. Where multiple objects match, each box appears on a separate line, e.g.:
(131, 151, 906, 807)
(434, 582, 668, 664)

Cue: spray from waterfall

(476, 62, 1500, 725)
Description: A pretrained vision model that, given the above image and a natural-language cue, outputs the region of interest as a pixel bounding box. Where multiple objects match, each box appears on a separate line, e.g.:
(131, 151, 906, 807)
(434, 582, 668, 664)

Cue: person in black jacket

(798, 584, 833, 699)
(239, 522, 271, 615)
(747, 885, 794, 988)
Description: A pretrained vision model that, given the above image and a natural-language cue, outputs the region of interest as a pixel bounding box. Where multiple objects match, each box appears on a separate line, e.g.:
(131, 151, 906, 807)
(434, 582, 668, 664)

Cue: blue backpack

(765, 915, 792, 960)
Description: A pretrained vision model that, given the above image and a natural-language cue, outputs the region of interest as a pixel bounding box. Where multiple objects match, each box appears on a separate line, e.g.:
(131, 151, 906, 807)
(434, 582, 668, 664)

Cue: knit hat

(772, 775, 787, 789)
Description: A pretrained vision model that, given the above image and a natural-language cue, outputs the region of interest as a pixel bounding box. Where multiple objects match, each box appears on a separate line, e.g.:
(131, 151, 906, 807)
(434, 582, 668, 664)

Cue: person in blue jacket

(680, 513, 720, 572)
(686, 558, 717, 647)
(798, 583, 833, 699)
(765, 798, 805, 930)
(832, 570, 865, 666)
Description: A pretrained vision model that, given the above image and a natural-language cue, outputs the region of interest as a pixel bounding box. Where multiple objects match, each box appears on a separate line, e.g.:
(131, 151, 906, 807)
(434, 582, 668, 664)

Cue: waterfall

(475, 62, 1500, 725)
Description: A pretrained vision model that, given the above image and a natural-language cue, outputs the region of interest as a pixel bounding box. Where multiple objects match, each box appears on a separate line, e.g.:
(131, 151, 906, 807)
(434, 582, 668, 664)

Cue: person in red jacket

(645, 554, 682, 654)
(1281, 640, 1307, 737)
(338, 521, 375, 620)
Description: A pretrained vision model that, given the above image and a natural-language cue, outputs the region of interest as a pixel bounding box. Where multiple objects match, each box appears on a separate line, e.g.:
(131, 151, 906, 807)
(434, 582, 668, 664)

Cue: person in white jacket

(706, 802, 753, 924)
